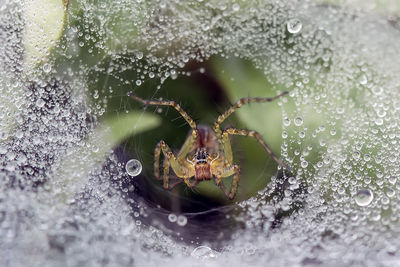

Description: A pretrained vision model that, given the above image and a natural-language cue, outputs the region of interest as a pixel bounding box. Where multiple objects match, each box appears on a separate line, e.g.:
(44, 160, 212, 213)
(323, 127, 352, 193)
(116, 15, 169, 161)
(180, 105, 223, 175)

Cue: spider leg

(154, 141, 163, 180)
(154, 140, 180, 180)
(184, 178, 199, 188)
(154, 140, 195, 190)
(177, 130, 197, 160)
(153, 140, 189, 188)
(166, 179, 184, 190)
(130, 93, 198, 141)
(163, 152, 172, 189)
(213, 91, 288, 137)
(224, 128, 290, 170)
(215, 165, 240, 200)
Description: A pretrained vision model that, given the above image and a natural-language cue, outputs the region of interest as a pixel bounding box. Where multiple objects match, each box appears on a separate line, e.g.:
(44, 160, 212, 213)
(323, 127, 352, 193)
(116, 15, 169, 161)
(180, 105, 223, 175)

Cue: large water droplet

(125, 159, 142, 177)
(36, 98, 45, 108)
(135, 51, 143, 59)
(168, 213, 177, 223)
(191, 246, 217, 259)
(177, 215, 187, 226)
(283, 117, 291, 126)
(287, 19, 302, 34)
(42, 63, 51, 73)
(294, 116, 303, 126)
(359, 74, 367, 85)
(355, 189, 373, 207)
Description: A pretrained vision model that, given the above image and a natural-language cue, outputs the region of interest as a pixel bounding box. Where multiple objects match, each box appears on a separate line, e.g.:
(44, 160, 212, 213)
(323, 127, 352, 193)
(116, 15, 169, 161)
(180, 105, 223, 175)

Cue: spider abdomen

(194, 125, 218, 151)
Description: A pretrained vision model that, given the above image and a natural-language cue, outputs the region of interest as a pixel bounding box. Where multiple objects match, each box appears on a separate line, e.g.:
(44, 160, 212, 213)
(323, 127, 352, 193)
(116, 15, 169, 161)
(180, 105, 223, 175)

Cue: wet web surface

(1, 0, 400, 266)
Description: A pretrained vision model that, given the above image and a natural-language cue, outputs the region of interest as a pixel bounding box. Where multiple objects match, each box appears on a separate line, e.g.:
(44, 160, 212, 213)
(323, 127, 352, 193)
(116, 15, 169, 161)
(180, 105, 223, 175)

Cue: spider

(130, 91, 289, 199)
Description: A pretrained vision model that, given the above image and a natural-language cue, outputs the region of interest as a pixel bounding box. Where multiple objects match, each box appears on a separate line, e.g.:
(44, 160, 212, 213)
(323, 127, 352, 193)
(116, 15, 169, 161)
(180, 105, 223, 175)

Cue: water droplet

(287, 19, 302, 34)
(352, 151, 360, 161)
(42, 63, 51, 73)
(359, 74, 367, 85)
(36, 98, 45, 108)
(91, 145, 99, 153)
(15, 130, 24, 139)
(355, 189, 373, 207)
(232, 3, 240, 11)
(191, 246, 217, 259)
(301, 161, 308, 168)
(336, 106, 345, 114)
(283, 117, 291, 126)
(168, 213, 177, 222)
(0, 146, 7, 154)
(385, 188, 395, 198)
(135, 80, 142, 86)
(381, 196, 390, 205)
(177, 215, 187, 226)
(375, 118, 383, 126)
(125, 159, 142, 177)
(135, 51, 143, 59)
(170, 69, 178, 80)
(372, 86, 383, 95)
(376, 110, 386, 118)
(294, 116, 303, 126)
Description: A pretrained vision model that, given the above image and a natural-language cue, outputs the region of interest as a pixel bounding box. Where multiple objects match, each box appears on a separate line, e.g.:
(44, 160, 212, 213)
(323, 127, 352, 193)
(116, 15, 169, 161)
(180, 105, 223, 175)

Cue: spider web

(1, 0, 400, 266)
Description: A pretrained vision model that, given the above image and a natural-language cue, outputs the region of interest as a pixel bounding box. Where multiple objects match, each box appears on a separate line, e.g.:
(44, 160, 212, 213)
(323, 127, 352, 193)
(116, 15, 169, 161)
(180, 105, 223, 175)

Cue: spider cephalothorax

(189, 139, 220, 180)
(130, 91, 289, 199)
(194, 147, 208, 164)
(188, 126, 219, 181)
(193, 149, 212, 180)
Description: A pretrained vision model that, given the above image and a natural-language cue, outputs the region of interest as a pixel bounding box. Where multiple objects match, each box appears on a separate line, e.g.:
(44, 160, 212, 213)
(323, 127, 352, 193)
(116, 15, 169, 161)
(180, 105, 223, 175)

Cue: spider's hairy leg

(224, 128, 290, 170)
(177, 130, 197, 160)
(130, 93, 198, 139)
(154, 141, 163, 180)
(183, 178, 199, 188)
(163, 156, 171, 189)
(154, 140, 192, 189)
(213, 91, 288, 137)
(154, 140, 196, 189)
(215, 165, 240, 200)
(166, 179, 184, 190)
(219, 131, 233, 164)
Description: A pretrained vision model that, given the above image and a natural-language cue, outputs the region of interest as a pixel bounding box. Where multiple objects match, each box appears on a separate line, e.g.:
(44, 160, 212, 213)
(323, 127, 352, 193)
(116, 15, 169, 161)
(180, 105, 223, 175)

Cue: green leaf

(23, 0, 67, 73)
(102, 112, 160, 149)
(50, 111, 160, 203)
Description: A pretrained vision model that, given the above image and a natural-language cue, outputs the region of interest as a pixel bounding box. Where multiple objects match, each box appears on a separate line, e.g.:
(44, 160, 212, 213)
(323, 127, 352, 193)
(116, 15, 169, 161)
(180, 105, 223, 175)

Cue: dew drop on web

(125, 159, 142, 177)
(191, 246, 217, 259)
(286, 18, 302, 34)
(355, 189, 374, 207)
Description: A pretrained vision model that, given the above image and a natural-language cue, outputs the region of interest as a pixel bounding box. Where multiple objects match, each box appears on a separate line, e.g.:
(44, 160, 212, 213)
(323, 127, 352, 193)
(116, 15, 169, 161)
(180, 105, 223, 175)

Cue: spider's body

(130, 91, 289, 199)
(190, 125, 217, 181)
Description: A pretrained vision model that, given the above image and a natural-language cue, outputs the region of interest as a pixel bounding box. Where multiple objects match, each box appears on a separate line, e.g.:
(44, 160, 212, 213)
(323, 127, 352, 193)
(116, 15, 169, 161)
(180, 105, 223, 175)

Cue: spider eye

(196, 153, 206, 160)
(195, 149, 208, 163)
